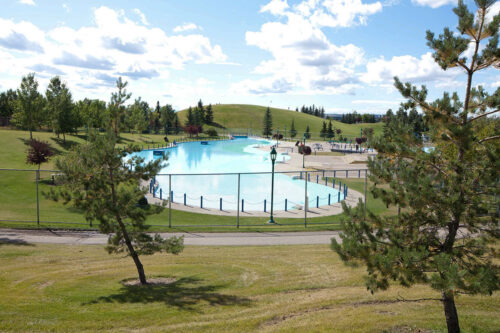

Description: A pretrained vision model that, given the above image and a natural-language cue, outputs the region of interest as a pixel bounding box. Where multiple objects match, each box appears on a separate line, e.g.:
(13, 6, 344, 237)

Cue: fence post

(36, 169, 40, 227)
(220, 198, 222, 211)
(242, 199, 244, 212)
(316, 195, 319, 208)
(328, 193, 331, 205)
(237, 173, 240, 228)
(184, 193, 186, 206)
(264, 199, 266, 213)
(201, 196, 203, 209)
(338, 191, 341, 202)
(160, 188, 162, 200)
(358, 169, 361, 177)
(168, 174, 172, 228)
(171, 191, 173, 203)
(304, 172, 308, 228)
(285, 199, 287, 211)
(316, 175, 319, 183)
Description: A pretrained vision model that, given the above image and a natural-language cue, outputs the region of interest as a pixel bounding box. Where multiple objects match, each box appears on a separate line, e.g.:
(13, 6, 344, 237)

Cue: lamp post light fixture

(268, 147, 277, 224)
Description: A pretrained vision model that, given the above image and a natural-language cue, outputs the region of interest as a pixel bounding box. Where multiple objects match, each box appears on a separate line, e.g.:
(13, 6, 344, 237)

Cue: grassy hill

(178, 104, 383, 139)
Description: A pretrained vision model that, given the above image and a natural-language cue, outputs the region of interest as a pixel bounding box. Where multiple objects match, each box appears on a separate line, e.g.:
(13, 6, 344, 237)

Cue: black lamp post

(268, 147, 277, 224)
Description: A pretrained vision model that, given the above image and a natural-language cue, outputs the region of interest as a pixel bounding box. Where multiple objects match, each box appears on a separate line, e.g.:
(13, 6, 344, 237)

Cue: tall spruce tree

(332, 2, 499, 332)
(320, 121, 327, 139)
(12, 73, 46, 140)
(304, 125, 310, 139)
(205, 103, 214, 124)
(185, 106, 194, 126)
(290, 119, 297, 138)
(47, 132, 184, 285)
(263, 106, 272, 137)
(327, 120, 334, 139)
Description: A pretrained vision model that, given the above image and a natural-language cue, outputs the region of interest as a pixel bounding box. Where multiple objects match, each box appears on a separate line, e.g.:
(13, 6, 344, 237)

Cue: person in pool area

(164, 136, 169, 143)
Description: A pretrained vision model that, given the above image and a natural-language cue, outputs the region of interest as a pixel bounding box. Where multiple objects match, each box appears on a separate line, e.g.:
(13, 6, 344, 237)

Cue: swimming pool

(132, 138, 345, 211)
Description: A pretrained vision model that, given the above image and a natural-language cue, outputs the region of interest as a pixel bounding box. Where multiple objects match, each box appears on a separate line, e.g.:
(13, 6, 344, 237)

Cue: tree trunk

(109, 169, 147, 285)
(442, 291, 460, 333)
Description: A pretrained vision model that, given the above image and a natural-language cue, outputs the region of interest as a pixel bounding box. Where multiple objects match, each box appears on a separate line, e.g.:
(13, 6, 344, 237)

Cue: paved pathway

(0, 229, 341, 246)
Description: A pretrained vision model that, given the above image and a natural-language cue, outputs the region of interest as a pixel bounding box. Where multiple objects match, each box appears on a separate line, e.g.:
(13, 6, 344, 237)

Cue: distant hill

(177, 104, 383, 139)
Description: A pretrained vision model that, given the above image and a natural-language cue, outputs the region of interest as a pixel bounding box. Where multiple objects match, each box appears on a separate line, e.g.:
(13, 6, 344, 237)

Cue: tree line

(0, 74, 187, 141)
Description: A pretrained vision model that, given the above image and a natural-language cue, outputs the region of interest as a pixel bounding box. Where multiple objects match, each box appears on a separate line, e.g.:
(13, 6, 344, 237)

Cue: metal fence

(0, 167, 368, 229)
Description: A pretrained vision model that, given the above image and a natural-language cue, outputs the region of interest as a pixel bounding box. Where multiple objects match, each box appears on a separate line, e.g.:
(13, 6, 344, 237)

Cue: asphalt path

(0, 229, 341, 246)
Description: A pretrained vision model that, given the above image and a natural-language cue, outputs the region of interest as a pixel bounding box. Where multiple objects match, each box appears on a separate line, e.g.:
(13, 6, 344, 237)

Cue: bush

(272, 133, 283, 139)
(206, 128, 218, 137)
(298, 145, 312, 155)
(138, 196, 148, 207)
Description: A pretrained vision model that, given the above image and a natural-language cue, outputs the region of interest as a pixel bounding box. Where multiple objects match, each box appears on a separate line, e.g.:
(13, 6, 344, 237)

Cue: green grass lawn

(0, 242, 498, 332)
(177, 104, 383, 139)
(0, 129, 389, 232)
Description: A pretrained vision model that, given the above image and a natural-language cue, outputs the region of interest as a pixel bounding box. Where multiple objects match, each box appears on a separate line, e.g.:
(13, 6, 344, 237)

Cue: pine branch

(478, 135, 500, 143)
(396, 293, 441, 302)
(467, 109, 500, 123)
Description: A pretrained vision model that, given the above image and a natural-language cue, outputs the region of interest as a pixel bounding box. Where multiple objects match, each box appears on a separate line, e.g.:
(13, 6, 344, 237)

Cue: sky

(0, 0, 498, 113)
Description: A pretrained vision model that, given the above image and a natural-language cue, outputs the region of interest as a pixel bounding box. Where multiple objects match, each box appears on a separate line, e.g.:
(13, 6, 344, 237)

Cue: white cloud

(173, 23, 202, 33)
(234, 0, 379, 95)
(485, 2, 500, 23)
(352, 99, 401, 105)
(18, 0, 35, 5)
(361, 52, 459, 85)
(260, 0, 289, 15)
(0, 6, 227, 102)
(133, 9, 149, 25)
(411, 0, 456, 9)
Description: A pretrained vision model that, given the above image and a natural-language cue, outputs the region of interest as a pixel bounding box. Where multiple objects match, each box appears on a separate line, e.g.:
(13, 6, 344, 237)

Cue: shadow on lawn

(0, 237, 34, 246)
(86, 276, 252, 311)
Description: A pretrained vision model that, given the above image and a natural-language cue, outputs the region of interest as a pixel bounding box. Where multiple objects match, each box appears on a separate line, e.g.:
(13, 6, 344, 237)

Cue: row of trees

(0, 74, 184, 141)
(184, 99, 214, 136)
(338, 111, 380, 124)
(383, 106, 428, 136)
(296, 104, 326, 118)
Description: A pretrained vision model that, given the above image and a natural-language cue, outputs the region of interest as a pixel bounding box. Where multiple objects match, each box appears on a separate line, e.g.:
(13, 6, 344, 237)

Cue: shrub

(298, 145, 312, 155)
(272, 133, 283, 139)
(206, 128, 218, 137)
(138, 196, 148, 207)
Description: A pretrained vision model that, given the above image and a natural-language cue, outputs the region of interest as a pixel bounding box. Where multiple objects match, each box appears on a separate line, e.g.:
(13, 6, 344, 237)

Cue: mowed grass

(0, 242, 498, 332)
(0, 129, 387, 231)
(178, 104, 383, 139)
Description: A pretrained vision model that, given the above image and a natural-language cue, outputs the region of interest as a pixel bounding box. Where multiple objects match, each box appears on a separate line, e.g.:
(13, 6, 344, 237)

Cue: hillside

(177, 104, 383, 139)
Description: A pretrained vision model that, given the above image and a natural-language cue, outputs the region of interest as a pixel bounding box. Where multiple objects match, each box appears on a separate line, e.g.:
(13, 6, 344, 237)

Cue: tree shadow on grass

(0, 237, 34, 246)
(85, 276, 252, 311)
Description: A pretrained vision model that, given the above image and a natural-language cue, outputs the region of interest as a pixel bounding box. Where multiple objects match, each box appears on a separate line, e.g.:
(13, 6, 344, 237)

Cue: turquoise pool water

(132, 138, 344, 211)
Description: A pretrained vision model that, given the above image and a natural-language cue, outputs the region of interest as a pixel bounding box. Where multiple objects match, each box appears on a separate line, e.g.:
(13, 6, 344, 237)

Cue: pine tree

(47, 132, 184, 285)
(290, 119, 297, 138)
(327, 120, 334, 139)
(205, 103, 214, 124)
(197, 99, 205, 124)
(262, 106, 272, 137)
(332, 2, 499, 332)
(12, 73, 46, 140)
(304, 125, 310, 139)
(320, 121, 327, 139)
(108, 77, 131, 136)
(185, 106, 194, 126)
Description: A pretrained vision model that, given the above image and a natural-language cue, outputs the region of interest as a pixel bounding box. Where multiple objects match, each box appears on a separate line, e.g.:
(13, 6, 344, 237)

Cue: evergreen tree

(173, 113, 181, 134)
(47, 132, 184, 285)
(45, 76, 74, 142)
(205, 103, 214, 124)
(290, 119, 297, 138)
(304, 125, 310, 139)
(185, 106, 194, 126)
(327, 120, 334, 139)
(262, 106, 272, 137)
(109, 77, 131, 136)
(320, 121, 327, 139)
(197, 99, 205, 123)
(332, 2, 499, 332)
(12, 73, 46, 140)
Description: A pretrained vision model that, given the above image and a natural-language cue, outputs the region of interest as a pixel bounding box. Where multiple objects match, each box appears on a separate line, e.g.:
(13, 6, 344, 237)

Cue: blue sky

(0, 0, 498, 113)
